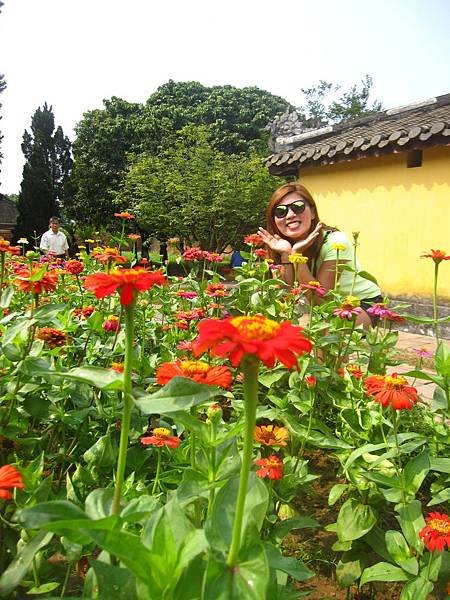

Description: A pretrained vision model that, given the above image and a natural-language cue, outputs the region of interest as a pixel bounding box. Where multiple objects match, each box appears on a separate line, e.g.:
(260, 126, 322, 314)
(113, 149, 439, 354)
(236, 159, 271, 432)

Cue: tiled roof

(265, 93, 450, 175)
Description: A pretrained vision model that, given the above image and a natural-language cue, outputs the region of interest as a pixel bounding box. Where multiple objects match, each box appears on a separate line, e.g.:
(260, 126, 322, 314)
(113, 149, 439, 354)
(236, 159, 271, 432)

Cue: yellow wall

(298, 146, 450, 298)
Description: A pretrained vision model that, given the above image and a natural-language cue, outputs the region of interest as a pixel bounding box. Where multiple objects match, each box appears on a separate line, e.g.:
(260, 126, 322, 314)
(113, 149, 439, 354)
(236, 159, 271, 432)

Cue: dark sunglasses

(272, 200, 307, 219)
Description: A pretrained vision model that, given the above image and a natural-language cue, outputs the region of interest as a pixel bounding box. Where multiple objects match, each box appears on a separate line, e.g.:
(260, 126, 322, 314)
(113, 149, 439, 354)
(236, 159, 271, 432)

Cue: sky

(1, 0, 450, 195)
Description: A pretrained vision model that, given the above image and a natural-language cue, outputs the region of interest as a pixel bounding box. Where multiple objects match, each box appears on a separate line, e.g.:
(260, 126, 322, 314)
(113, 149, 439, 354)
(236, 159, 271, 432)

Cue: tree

(14, 104, 72, 241)
(297, 75, 383, 128)
(69, 82, 292, 227)
(68, 97, 158, 227)
(116, 125, 279, 252)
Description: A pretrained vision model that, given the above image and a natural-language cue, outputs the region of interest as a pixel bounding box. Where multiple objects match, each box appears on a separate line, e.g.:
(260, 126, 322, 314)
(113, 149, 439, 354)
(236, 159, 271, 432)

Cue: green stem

(334, 250, 340, 290)
(152, 449, 162, 495)
(295, 388, 315, 469)
(391, 409, 406, 505)
(227, 356, 259, 568)
(432, 262, 439, 343)
(111, 300, 135, 515)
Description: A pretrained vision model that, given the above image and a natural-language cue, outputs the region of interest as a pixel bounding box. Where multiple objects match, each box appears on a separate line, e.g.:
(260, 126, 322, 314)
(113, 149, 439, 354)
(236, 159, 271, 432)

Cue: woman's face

(273, 192, 316, 241)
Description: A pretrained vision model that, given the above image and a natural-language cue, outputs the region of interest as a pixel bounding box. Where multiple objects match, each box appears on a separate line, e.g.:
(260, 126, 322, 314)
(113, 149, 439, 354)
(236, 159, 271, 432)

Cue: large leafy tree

(297, 75, 383, 129)
(69, 82, 292, 227)
(117, 125, 279, 252)
(68, 97, 160, 226)
(14, 104, 72, 240)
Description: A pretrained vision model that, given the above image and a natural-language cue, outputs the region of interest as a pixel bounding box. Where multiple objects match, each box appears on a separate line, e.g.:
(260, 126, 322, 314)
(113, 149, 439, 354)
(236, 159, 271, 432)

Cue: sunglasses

(272, 200, 307, 219)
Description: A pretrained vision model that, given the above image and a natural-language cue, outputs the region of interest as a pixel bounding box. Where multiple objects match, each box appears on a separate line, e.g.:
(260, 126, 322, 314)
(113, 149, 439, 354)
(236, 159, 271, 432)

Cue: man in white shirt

(40, 217, 69, 259)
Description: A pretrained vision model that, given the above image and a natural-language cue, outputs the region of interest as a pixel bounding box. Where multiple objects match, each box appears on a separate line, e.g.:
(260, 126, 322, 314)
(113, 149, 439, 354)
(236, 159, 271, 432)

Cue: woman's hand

(258, 227, 292, 255)
(291, 222, 323, 253)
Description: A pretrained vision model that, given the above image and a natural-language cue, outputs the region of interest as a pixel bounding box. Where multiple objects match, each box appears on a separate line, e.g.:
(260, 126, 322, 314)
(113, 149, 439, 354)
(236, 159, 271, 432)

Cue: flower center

(428, 518, 450, 535)
(152, 427, 171, 438)
(385, 375, 407, 388)
(266, 457, 282, 467)
(230, 315, 281, 341)
(180, 360, 210, 375)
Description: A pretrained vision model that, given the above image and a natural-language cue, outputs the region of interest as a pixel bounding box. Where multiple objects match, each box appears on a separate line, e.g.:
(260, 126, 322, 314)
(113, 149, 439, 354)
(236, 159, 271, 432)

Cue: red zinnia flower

(205, 252, 222, 263)
(254, 455, 284, 480)
(0, 464, 25, 500)
(305, 375, 317, 388)
(177, 340, 194, 352)
(299, 280, 326, 297)
(176, 290, 198, 299)
(84, 268, 166, 305)
(419, 512, 450, 551)
(254, 424, 289, 446)
(141, 427, 180, 449)
(364, 373, 419, 410)
(339, 364, 364, 379)
(333, 298, 362, 320)
(244, 233, 264, 247)
(114, 211, 134, 220)
(127, 233, 141, 240)
(421, 249, 450, 264)
(103, 315, 120, 332)
(192, 314, 312, 368)
(0, 240, 20, 255)
(182, 247, 207, 261)
(254, 248, 268, 259)
(156, 359, 232, 389)
(110, 362, 124, 373)
(14, 268, 59, 295)
(65, 260, 84, 275)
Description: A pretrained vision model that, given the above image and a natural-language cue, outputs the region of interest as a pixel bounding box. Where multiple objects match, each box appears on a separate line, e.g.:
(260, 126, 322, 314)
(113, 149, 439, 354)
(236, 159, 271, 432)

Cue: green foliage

(297, 75, 383, 128)
(14, 103, 72, 240)
(117, 125, 279, 251)
(69, 81, 291, 228)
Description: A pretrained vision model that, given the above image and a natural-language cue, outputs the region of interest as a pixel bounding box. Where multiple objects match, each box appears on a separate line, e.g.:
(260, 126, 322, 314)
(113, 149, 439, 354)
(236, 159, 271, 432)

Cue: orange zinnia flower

(92, 247, 127, 265)
(36, 327, 67, 349)
(0, 240, 20, 255)
(14, 267, 59, 294)
(110, 362, 125, 373)
(84, 268, 166, 305)
(192, 314, 312, 368)
(421, 249, 450, 264)
(254, 455, 284, 480)
(244, 233, 264, 246)
(114, 211, 135, 220)
(156, 359, 232, 389)
(0, 464, 24, 500)
(419, 512, 450, 551)
(141, 427, 180, 449)
(254, 424, 289, 446)
(364, 373, 418, 410)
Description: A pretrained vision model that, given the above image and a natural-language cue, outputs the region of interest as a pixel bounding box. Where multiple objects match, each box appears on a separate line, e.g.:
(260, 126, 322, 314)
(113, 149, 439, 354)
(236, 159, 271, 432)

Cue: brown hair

(266, 182, 336, 269)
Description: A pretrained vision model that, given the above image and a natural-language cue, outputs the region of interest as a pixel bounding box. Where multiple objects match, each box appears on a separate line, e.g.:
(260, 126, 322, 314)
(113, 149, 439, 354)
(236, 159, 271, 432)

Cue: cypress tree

(14, 104, 72, 241)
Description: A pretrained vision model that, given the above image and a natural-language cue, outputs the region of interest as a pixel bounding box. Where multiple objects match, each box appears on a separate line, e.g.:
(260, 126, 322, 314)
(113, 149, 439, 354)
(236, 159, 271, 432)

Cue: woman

(258, 182, 382, 328)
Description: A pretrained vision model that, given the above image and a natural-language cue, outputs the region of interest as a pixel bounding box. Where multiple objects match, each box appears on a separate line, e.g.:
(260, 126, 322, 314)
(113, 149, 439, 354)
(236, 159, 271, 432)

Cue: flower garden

(0, 219, 449, 599)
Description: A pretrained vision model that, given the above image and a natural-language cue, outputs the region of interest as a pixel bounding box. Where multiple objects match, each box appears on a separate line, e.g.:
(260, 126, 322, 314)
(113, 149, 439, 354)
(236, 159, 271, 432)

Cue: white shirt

(40, 230, 69, 255)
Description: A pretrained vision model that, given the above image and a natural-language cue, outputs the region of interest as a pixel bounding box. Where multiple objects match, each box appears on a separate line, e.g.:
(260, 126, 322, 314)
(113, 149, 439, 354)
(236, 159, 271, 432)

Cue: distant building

(0, 196, 19, 241)
(266, 93, 450, 300)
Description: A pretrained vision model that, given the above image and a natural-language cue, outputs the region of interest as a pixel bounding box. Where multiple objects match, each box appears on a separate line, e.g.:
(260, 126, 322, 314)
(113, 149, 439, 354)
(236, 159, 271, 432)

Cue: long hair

(266, 182, 337, 270)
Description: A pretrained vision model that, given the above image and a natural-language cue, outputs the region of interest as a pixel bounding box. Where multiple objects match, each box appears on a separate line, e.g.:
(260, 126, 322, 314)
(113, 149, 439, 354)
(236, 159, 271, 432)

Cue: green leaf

(264, 543, 313, 581)
(90, 560, 138, 600)
(0, 531, 53, 596)
(427, 487, 450, 506)
(343, 442, 386, 471)
(19, 501, 87, 529)
(385, 530, 418, 575)
(435, 341, 450, 377)
(396, 500, 425, 551)
(336, 551, 363, 588)
(282, 413, 352, 450)
(358, 270, 378, 285)
(85, 489, 114, 519)
(269, 516, 319, 544)
(360, 562, 409, 586)
(203, 542, 269, 600)
(429, 457, 450, 473)
(403, 451, 429, 495)
(0, 285, 14, 308)
(83, 435, 117, 467)
(399, 576, 433, 600)
(328, 483, 348, 506)
(85, 529, 154, 587)
(26, 581, 60, 595)
(133, 377, 219, 415)
(32, 302, 67, 322)
(336, 499, 377, 542)
(258, 368, 287, 388)
(60, 366, 124, 391)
